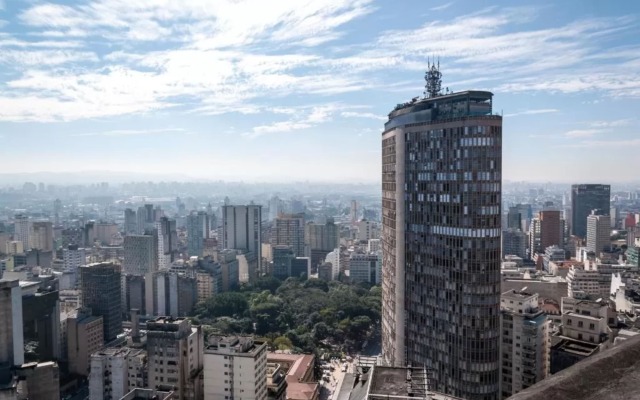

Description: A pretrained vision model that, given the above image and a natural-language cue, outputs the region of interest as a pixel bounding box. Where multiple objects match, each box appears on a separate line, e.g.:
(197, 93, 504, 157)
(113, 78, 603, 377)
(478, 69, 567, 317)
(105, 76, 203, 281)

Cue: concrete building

(542, 246, 566, 273)
(186, 212, 205, 258)
(96, 222, 119, 245)
(5, 241, 23, 255)
(586, 211, 611, 254)
(266, 363, 287, 400)
(349, 253, 380, 284)
(268, 196, 283, 222)
(0, 279, 24, 382)
(221, 205, 263, 280)
(15, 361, 60, 400)
(571, 184, 610, 238)
(203, 336, 268, 400)
(119, 388, 175, 400)
(90, 347, 130, 400)
(124, 208, 137, 235)
(154, 271, 197, 318)
(123, 234, 158, 276)
(13, 214, 30, 252)
(218, 250, 239, 291)
(123, 274, 147, 315)
(502, 228, 527, 259)
(63, 245, 86, 271)
(272, 246, 295, 281)
(381, 68, 502, 398)
(146, 318, 204, 400)
(22, 286, 61, 362)
(30, 221, 53, 252)
(500, 290, 550, 399)
(324, 249, 341, 280)
(272, 213, 305, 258)
(157, 217, 178, 271)
(304, 219, 339, 270)
(67, 307, 104, 376)
(80, 262, 122, 342)
(367, 239, 381, 254)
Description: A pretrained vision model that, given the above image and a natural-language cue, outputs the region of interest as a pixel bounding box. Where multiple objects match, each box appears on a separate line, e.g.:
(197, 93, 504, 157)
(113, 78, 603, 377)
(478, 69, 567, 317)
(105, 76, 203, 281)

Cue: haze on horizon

(1, 0, 639, 183)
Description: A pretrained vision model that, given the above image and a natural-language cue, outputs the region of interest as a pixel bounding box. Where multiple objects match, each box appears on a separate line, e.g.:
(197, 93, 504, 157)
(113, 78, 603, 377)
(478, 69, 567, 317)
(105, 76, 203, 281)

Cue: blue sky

(0, 0, 639, 183)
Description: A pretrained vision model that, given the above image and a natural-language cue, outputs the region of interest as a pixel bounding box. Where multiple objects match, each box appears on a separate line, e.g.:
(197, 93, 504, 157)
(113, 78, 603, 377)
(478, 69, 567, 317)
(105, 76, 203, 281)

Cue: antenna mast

(424, 57, 443, 98)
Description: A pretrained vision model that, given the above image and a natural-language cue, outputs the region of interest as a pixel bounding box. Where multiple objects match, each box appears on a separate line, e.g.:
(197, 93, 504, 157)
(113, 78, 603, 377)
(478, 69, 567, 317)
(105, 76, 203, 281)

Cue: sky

(0, 0, 639, 184)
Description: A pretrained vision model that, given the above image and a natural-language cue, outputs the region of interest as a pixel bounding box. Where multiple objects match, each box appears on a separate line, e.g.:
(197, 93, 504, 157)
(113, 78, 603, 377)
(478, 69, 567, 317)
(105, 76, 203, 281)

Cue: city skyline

(1, 0, 640, 183)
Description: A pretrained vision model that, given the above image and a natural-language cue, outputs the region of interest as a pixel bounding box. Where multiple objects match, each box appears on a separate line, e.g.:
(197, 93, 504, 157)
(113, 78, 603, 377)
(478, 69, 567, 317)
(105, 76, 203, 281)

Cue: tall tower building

(221, 205, 263, 261)
(156, 217, 178, 270)
(13, 214, 30, 252)
(53, 199, 62, 226)
(186, 212, 205, 257)
(79, 262, 122, 342)
(31, 221, 54, 252)
(586, 211, 611, 254)
(571, 184, 610, 238)
(381, 65, 502, 399)
(123, 235, 158, 275)
(272, 213, 305, 257)
(500, 289, 550, 398)
(304, 218, 339, 269)
(124, 208, 137, 235)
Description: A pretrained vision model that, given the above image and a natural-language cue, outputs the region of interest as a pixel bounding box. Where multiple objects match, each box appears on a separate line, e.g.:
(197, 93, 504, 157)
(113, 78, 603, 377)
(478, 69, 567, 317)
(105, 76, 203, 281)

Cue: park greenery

(191, 277, 381, 354)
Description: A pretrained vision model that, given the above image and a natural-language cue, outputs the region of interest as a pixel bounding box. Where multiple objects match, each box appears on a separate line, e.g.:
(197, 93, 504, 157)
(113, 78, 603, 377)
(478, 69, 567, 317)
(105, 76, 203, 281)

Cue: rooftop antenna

(424, 56, 443, 98)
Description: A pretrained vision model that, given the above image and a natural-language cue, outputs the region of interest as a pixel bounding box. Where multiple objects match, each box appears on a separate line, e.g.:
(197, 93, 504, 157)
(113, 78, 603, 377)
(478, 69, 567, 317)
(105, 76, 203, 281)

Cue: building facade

(586, 212, 611, 254)
(123, 235, 158, 276)
(381, 67, 502, 399)
(221, 205, 263, 279)
(571, 184, 610, 238)
(79, 262, 122, 342)
(272, 214, 305, 258)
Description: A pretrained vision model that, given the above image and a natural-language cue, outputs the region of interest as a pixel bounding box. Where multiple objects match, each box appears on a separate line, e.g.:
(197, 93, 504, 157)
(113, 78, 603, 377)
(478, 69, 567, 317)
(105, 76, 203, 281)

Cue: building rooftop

(205, 336, 264, 356)
(509, 334, 640, 400)
(552, 336, 600, 357)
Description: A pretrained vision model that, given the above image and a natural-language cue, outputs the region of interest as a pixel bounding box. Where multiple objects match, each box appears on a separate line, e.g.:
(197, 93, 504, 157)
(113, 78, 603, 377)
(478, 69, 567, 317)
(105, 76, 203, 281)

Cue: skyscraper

(304, 218, 339, 269)
(13, 214, 30, 252)
(381, 65, 502, 399)
(586, 211, 611, 254)
(186, 211, 205, 257)
(571, 184, 610, 238)
(156, 217, 178, 270)
(80, 262, 122, 342)
(272, 213, 305, 257)
(221, 205, 262, 261)
(124, 208, 137, 235)
(30, 221, 53, 252)
(123, 235, 158, 275)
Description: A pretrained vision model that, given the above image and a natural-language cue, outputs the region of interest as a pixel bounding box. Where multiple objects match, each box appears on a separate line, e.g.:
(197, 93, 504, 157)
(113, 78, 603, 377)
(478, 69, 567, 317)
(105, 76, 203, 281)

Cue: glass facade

(382, 91, 502, 400)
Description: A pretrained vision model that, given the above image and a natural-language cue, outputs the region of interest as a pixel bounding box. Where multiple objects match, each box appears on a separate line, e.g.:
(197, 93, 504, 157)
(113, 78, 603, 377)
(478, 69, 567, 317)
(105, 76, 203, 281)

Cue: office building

(90, 347, 130, 400)
(219, 249, 240, 291)
(0, 279, 24, 383)
(96, 222, 119, 245)
(22, 286, 61, 362)
(123, 274, 147, 315)
(507, 204, 532, 232)
(14, 214, 30, 252)
(500, 290, 550, 399)
(5, 240, 23, 255)
(381, 66, 501, 399)
(14, 361, 60, 400)
(204, 336, 268, 400)
(356, 219, 378, 242)
(350, 200, 358, 225)
(153, 271, 197, 318)
(137, 204, 158, 235)
(304, 219, 339, 269)
(586, 211, 611, 254)
(30, 221, 53, 252)
(324, 249, 341, 280)
(54, 198, 62, 226)
(63, 245, 86, 271)
(272, 246, 295, 281)
(123, 235, 158, 275)
(221, 205, 262, 280)
(146, 318, 203, 400)
(67, 307, 104, 376)
(268, 196, 283, 222)
(272, 213, 305, 258)
(502, 228, 527, 259)
(529, 210, 565, 255)
(80, 262, 122, 342)
(349, 253, 380, 284)
(571, 184, 610, 238)
(157, 217, 178, 270)
(186, 212, 205, 258)
(124, 208, 137, 235)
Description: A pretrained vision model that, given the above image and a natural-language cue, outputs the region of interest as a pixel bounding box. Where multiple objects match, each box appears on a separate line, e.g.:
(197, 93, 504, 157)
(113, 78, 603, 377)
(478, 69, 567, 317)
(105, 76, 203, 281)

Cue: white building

(349, 253, 381, 284)
(30, 221, 53, 252)
(123, 235, 158, 276)
(6, 241, 24, 255)
(324, 249, 341, 280)
(89, 348, 129, 400)
(203, 336, 268, 400)
(586, 212, 611, 254)
(13, 214, 30, 252)
(356, 220, 378, 241)
(500, 289, 550, 398)
(63, 245, 86, 270)
(367, 239, 381, 253)
(221, 205, 263, 274)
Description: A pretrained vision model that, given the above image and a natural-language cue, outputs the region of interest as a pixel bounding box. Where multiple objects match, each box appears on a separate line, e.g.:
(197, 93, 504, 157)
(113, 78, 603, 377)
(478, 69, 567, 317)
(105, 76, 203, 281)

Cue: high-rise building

(124, 208, 137, 235)
(586, 211, 611, 254)
(0, 279, 24, 382)
(221, 205, 262, 278)
(146, 318, 204, 400)
(268, 196, 283, 222)
(350, 200, 358, 225)
(507, 204, 532, 232)
(13, 214, 30, 252)
(67, 307, 104, 376)
(272, 246, 295, 281)
(153, 271, 197, 318)
(89, 347, 130, 400)
(136, 204, 156, 235)
(529, 210, 565, 255)
(123, 235, 158, 275)
(63, 245, 86, 271)
(203, 336, 268, 400)
(500, 290, 550, 399)
(186, 212, 205, 257)
(272, 213, 305, 258)
(502, 228, 527, 259)
(156, 217, 178, 270)
(304, 219, 339, 269)
(53, 199, 62, 226)
(79, 262, 122, 342)
(571, 184, 610, 238)
(381, 66, 502, 399)
(30, 221, 53, 252)
(349, 253, 380, 284)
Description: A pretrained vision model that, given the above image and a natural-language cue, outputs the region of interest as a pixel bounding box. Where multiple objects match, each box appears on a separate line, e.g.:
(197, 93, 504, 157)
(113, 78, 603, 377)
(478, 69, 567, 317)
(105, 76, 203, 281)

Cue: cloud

(563, 138, 640, 148)
(72, 128, 186, 137)
(589, 119, 633, 128)
(564, 129, 605, 138)
(504, 109, 558, 117)
(430, 2, 454, 11)
(341, 111, 387, 121)
(243, 104, 350, 138)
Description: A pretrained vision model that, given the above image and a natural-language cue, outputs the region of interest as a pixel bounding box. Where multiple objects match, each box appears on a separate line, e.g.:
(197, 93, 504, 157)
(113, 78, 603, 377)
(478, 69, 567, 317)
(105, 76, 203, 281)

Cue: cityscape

(1, 1, 640, 400)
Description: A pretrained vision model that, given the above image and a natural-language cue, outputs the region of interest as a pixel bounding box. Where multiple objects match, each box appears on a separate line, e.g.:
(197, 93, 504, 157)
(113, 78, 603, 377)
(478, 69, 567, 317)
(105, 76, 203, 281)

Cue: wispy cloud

(341, 111, 386, 121)
(504, 109, 558, 117)
(564, 129, 605, 138)
(563, 138, 640, 148)
(589, 119, 634, 128)
(73, 128, 186, 137)
(430, 2, 454, 11)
